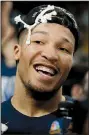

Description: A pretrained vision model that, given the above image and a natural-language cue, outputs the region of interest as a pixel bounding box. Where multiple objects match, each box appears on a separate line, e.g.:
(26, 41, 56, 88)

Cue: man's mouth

(33, 64, 58, 77)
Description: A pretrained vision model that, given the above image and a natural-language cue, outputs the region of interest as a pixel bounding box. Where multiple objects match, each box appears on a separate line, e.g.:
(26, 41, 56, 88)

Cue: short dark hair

(15, 5, 79, 52)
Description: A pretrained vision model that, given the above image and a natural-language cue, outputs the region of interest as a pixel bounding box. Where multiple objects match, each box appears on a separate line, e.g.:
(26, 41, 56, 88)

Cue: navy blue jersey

(1, 97, 73, 135)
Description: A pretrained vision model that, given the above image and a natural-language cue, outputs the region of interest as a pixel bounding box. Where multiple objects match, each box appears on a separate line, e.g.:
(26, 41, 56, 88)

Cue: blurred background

(1, 1, 88, 102)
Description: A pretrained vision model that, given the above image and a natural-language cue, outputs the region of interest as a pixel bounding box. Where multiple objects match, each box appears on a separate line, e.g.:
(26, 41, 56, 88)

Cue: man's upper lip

(33, 62, 59, 73)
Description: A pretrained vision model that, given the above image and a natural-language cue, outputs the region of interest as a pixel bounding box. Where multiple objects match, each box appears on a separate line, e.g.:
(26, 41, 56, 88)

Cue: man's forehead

(32, 23, 74, 39)
(31, 31, 48, 36)
(31, 27, 74, 46)
(32, 23, 70, 32)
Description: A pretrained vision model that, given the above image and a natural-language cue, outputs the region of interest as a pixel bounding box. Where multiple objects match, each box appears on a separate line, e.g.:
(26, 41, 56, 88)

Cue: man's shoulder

(1, 99, 12, 122)
(2, 98, 11, 109)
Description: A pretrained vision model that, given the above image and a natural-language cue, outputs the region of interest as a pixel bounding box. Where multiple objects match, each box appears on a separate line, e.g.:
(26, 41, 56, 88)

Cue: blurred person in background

(71, 83, 84, 101)
(72, 70, 88, 134)
(1, 2, 17, 102)
(71, 70, 88, 101)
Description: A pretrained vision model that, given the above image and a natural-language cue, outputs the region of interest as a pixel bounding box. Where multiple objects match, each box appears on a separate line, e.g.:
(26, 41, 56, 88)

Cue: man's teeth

(35, 66, 56, 76)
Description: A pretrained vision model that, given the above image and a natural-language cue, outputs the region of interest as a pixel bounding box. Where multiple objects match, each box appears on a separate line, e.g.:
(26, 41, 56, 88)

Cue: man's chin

(29, 89, 58, 101)
(25, 83, 59, 101)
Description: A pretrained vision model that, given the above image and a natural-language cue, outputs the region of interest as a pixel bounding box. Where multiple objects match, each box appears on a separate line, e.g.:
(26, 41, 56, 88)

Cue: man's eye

(34, 41, 43, 44)
(60, 48, 69, 53)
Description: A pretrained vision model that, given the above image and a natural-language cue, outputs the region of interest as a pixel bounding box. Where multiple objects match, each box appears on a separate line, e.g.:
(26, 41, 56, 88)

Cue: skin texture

(12, 23, 75, 117)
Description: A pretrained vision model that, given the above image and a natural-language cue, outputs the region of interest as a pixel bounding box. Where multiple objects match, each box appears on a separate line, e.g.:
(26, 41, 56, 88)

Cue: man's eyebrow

(31, 31, 48, 35)
(31, 31, 74, 45)
(62, 37, 74, 46)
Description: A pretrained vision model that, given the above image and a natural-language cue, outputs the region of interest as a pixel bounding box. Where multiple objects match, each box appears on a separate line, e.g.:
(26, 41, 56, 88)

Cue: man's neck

(11, 90, 62, 117)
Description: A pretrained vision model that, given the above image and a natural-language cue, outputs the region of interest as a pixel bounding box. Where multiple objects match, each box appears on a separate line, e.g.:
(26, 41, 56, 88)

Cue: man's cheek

(61, 60, 72, 71)
(64, 58, 73, 69)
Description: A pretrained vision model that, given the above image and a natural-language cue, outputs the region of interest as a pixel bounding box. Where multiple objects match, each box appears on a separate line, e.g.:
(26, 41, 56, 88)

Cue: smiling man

(2, 5, 79, 134)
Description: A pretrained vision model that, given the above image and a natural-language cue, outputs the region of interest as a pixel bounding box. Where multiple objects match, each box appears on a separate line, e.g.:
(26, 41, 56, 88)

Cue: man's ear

(14, 44, 21, 61)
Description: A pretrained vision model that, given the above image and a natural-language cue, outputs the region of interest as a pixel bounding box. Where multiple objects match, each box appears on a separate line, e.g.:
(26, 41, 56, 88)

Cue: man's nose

(41, 45, 58, 63)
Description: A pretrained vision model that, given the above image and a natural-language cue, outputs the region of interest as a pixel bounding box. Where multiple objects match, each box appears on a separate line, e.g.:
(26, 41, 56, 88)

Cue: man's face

(15, 23, 75, 94)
